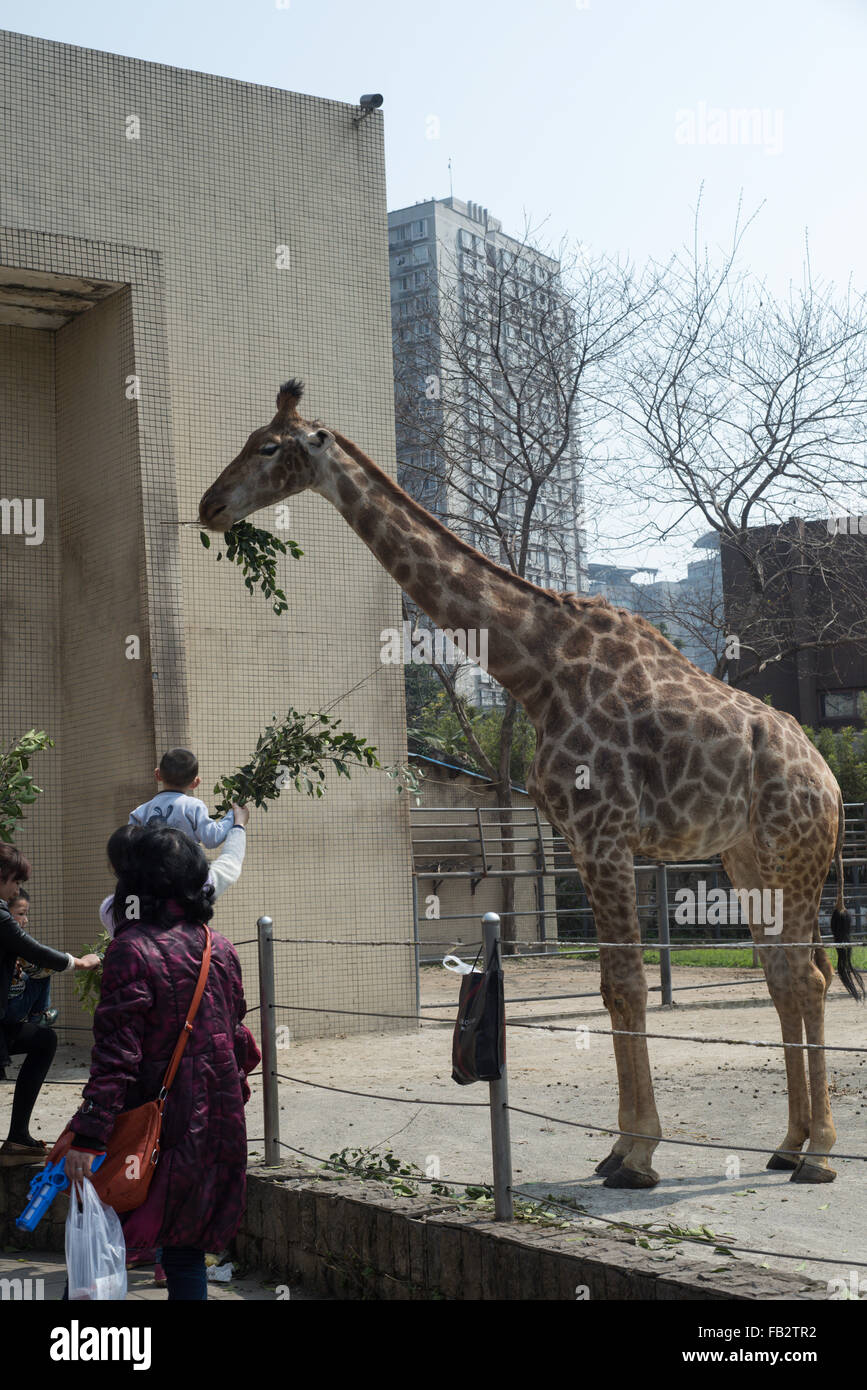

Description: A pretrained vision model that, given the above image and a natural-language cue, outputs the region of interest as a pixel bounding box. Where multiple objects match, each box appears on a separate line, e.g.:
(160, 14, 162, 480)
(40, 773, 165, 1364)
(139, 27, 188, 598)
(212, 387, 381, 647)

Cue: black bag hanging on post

(450, 947, 505, 1085)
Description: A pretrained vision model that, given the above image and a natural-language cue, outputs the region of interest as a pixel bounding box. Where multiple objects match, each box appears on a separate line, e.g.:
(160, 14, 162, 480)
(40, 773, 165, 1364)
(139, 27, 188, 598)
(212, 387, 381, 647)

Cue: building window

(821, 689, 865, 719)
(411, 218, 428, 239)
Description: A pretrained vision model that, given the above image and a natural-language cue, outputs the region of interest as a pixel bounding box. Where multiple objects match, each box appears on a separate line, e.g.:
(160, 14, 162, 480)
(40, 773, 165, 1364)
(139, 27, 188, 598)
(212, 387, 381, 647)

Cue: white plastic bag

(443, 955, 481, 975)
(65, 1177, 128, 1301)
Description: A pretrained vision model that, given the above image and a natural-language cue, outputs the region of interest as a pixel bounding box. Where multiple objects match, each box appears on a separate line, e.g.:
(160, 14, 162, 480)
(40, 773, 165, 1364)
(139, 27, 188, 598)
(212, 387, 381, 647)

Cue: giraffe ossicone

(199, 380, 865, 1188)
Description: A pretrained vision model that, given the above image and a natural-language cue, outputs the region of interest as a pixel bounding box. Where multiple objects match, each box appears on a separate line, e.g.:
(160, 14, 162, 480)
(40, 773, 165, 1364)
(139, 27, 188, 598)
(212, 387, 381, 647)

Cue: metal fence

(410, 802, 867, 1007)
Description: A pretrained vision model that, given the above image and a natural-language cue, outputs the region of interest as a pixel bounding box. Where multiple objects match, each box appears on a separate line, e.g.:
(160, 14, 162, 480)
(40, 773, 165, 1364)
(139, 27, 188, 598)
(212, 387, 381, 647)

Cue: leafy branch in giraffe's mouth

(199, 520, 302, 615)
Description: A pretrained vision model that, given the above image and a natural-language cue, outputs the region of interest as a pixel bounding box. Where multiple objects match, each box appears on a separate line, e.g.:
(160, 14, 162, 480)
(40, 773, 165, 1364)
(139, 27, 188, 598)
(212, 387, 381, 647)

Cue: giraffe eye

(260, 443, 280, 456)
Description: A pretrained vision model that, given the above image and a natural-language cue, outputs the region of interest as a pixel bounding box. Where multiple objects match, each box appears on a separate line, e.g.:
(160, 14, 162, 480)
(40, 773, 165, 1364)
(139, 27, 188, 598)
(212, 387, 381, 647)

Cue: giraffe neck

(312, 431, 559, 713)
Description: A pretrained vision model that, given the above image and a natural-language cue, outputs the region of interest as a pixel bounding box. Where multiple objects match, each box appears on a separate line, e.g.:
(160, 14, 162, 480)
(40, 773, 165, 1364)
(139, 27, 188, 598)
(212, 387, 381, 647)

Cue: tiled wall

(56, 288, 155, 981)
(0, 29, 415, 1042)
(0, 326, 66, 1002)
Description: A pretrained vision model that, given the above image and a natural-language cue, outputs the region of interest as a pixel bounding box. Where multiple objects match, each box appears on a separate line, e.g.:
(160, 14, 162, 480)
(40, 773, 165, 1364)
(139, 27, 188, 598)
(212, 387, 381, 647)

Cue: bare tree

(614, 195, 867, 689)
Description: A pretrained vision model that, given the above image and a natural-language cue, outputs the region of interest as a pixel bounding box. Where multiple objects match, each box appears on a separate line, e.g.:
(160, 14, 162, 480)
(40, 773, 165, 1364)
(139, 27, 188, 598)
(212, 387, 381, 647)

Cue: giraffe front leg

(594, 946, 642, 1176)
(596, 937, 661, 1189)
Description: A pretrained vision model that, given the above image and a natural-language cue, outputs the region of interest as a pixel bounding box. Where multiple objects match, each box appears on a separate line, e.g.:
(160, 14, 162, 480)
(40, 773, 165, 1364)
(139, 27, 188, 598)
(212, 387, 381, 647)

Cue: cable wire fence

(27, 904, 865, 1278)
(30, 802, 865, 1283)
(248, 909, 867, 1278)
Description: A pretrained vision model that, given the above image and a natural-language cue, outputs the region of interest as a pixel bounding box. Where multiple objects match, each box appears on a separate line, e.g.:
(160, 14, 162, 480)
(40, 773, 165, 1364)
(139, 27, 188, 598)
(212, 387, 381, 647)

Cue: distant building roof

(586, 563, 659, 583)
(409, 750, 528, 795)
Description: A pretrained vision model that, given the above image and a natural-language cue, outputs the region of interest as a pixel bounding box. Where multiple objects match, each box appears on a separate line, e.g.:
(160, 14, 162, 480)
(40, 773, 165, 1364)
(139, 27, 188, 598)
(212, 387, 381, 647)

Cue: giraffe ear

(275, 378, 304, 419)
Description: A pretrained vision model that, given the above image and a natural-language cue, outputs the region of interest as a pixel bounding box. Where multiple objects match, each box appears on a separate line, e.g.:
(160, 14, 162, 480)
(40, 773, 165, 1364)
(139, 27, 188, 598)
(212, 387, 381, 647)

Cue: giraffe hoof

(789, 1160, 836, 1184)
(766, 1152, 801, 1171)
(603, 1165, 659, 1190)
(595, 1152, 625, 1177)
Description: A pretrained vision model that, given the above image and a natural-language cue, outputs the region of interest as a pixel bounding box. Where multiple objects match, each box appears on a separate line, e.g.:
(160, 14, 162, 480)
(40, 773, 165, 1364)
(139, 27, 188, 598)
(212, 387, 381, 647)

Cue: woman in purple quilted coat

(63, 824, 260, 1301)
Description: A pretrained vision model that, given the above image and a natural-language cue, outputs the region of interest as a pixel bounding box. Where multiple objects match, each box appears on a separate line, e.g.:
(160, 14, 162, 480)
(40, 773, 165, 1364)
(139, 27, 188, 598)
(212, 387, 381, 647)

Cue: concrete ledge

(231, 1162, 830, 1301)
(0, 1159, 830, 1299)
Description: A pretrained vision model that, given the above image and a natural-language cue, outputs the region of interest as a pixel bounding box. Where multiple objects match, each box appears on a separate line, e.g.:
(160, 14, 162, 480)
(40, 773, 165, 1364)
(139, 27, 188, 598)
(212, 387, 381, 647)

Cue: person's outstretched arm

(209, 806, 249, 900)
(96, 809, 246, 935)
(0, 902, 94, 974)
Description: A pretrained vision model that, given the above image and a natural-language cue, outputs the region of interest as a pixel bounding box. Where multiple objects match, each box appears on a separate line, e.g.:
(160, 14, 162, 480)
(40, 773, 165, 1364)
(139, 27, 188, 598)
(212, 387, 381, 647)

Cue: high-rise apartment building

(388, 196, 585, 706)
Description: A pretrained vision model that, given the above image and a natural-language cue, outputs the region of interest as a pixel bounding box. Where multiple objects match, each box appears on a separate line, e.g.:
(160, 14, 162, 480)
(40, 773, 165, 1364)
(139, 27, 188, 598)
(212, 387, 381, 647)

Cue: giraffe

(199, 379, 865, 1188)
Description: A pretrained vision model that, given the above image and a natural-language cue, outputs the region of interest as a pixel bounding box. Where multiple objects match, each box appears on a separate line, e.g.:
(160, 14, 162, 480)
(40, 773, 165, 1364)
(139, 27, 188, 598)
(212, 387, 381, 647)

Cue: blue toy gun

(16, 1153, 106, 1232)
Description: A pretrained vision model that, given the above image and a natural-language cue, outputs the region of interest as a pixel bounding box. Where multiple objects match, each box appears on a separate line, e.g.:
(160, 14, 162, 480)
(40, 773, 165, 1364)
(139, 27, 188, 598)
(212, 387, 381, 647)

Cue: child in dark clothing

(5, 891, 57, 1030)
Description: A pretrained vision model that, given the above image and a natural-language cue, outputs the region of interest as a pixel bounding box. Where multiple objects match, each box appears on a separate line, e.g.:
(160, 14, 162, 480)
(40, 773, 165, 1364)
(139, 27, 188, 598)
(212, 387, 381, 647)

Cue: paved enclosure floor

(4, 959, 865, 1295)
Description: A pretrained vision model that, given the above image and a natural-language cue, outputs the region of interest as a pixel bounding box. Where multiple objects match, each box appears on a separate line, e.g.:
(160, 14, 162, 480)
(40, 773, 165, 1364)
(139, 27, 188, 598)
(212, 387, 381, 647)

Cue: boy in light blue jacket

(129, 748, 234, 849)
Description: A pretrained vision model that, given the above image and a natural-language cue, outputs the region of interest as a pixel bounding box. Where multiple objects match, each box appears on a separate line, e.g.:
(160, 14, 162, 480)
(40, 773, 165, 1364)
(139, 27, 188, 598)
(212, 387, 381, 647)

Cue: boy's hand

(231, 803, 249, 827)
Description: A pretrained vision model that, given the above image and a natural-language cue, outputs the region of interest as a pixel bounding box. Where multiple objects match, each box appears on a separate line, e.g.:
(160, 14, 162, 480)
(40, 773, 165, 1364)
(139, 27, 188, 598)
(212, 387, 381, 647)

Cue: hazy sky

(4, 0, 866, 574)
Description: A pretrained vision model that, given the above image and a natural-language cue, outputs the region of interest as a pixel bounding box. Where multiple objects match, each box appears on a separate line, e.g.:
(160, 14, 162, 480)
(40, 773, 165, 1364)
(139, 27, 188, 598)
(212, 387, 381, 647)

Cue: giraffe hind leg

(722, 840, 836, 1182)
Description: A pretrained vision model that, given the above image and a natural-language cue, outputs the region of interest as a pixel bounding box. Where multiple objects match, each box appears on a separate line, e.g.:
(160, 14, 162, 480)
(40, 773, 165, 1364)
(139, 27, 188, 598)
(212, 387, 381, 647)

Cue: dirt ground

(6, 958, 865, 1295)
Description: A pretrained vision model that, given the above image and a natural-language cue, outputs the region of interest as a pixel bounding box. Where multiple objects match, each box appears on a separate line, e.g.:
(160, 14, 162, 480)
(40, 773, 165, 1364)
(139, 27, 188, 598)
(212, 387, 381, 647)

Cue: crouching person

(0, 844, 100, 1157)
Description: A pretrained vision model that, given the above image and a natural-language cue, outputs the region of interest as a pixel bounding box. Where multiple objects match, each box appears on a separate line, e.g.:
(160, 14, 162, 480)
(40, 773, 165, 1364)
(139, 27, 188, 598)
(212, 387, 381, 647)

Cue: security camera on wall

(353, 93, 384, 126)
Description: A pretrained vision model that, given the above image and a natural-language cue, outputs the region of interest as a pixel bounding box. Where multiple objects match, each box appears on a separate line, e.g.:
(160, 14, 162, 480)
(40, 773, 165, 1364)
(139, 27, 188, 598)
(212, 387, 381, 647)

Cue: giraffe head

(198, 379, 336, 531)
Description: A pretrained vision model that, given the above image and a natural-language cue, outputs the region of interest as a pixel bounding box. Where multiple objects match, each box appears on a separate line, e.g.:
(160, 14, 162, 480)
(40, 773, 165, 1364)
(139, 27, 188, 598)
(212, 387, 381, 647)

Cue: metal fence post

(482, 912, 514, 1221)
(257, 915, 280, 1165)
(411, 875, 421, 1018)
(655, 865, 673, 1006)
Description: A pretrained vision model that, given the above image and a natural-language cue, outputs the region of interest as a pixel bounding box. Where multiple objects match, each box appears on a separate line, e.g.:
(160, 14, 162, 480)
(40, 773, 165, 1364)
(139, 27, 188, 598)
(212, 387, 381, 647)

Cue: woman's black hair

(108, 825, 215, 932)
(107, 825, 145, 879)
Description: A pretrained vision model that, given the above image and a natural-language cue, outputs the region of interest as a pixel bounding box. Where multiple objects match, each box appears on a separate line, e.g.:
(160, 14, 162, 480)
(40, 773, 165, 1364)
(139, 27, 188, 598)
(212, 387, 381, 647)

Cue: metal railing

(410, 803, 867, 1006)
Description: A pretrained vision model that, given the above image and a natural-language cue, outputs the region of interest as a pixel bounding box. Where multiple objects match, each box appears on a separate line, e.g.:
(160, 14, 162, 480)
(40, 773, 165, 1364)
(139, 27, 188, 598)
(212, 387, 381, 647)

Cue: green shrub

(0, 729, 54, 841)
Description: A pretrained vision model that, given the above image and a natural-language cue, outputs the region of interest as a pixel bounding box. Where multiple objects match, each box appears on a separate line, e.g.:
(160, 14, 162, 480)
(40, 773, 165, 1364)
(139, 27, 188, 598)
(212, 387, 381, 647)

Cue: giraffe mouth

(198, 493, 234, 530)
(199, 512, 233, 533)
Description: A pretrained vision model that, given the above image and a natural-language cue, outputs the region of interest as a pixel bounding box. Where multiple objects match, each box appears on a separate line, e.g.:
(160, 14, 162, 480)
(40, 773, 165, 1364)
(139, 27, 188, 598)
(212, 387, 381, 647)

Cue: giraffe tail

(829, 787, 865, 1002)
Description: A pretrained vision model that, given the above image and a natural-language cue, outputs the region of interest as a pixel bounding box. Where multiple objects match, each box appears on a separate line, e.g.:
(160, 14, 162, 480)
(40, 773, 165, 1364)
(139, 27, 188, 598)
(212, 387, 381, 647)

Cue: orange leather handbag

(47, 928, 212, 1213)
